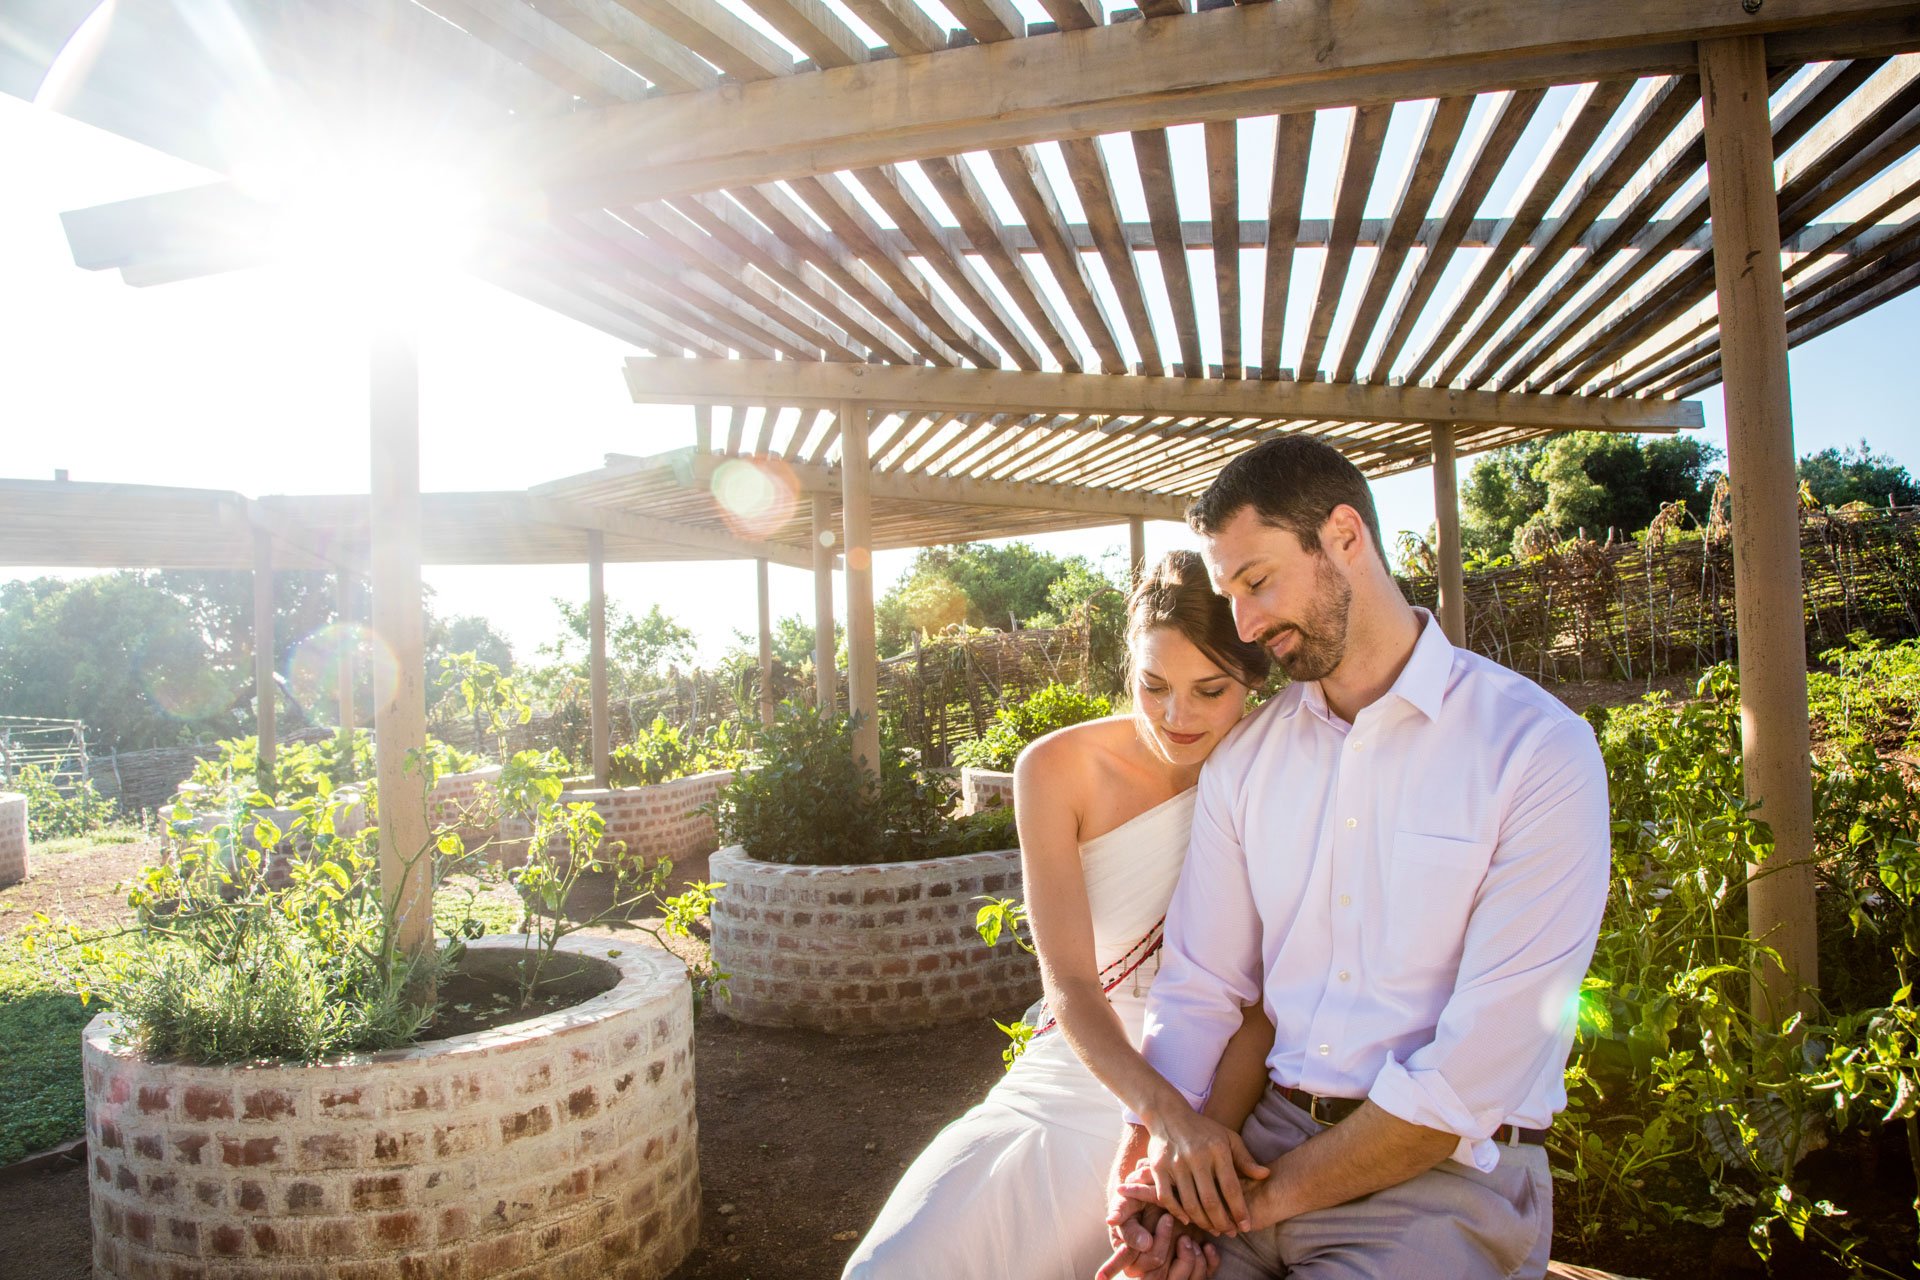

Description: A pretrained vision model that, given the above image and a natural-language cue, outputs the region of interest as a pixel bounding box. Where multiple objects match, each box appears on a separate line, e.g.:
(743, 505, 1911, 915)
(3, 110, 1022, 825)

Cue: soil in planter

(419, 947, 621, 1040)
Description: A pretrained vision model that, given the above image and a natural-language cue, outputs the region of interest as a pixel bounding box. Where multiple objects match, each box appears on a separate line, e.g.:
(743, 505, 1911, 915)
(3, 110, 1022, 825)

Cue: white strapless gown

(843, 788, 1198, 1280)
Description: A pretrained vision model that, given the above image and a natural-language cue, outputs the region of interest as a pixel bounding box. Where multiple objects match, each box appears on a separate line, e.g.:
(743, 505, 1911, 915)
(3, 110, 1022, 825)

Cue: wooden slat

(1133, 128, 1206, 376)
(1365, 87, 1549, 383)
(751, 0, 872, 68)
(918, 155, 1087, 371)
(852, 166, 1049, 370)
(837, 0, 947, 55)
(520, 0, 720, 93)
(1332, 96, 1474, 384)
(1259, 111, 1314, 379)
(941, 0, 1027, 43)
(1034, 0, 1101, 32)
(1295, 103, 1393, 380)
(1059, 137, 1168, 375)
(987, 146, 1131, 372)
(605, 0, 795, 79)
(423, 0, 647, 104)
(1403, 78, 1634, 386)
(1205, 120, 1243, 378)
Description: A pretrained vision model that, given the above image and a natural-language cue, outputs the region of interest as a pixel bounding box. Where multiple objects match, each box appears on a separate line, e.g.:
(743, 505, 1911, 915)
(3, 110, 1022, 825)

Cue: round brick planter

(959, 767, 1015, 813)
(0, 791, 26, 888)
(497, 771, 732, 870)
(709, 846, 1040, 1033)
(82, 935, 699, 1280)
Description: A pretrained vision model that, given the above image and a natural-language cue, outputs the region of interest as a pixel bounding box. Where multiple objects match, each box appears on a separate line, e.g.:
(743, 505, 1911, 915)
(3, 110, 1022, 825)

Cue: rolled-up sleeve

(1367, 716, 1611, 1170)
(1131, 757, 1267, 1120)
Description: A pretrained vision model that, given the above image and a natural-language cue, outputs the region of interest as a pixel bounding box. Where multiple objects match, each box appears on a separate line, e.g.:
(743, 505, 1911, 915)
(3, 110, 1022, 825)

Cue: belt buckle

(1309, 1095, 1337, 1126)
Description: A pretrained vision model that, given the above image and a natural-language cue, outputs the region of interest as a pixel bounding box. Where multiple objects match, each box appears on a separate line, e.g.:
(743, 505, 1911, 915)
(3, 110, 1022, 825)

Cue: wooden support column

(336, 571, 357, 780)
(252, 529, 276, 794)
(811, 496, 837, 712)
(588, 531, 610, 788)
(756, 558, 776, 727)
(694, 404, 713, 454)
(370, 326, 431, 957)
(1701, 34, 1818, 1021)
(1430, 424, 1466, 646)
(1129, 517, 1147, 588)
(840, 401, 880, 785)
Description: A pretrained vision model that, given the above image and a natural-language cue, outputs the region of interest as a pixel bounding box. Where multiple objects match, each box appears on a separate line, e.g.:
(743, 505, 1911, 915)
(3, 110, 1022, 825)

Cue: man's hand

(1095, 1203, 1220, 1280)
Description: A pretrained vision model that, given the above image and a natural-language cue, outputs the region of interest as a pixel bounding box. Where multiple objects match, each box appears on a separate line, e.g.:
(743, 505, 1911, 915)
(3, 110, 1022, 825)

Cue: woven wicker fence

(1400, 506, 1920, 683)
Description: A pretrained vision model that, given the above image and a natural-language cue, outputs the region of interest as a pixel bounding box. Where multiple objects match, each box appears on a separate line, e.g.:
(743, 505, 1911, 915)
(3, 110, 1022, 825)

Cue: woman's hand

(1142, 1106, 1269, 1236)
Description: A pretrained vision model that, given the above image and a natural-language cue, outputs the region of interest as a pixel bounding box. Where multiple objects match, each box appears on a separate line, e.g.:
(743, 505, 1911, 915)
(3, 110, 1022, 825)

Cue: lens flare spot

(144, 663, 233, 723)
(286, 623, 369, 721)
(711, 458, 799, 538)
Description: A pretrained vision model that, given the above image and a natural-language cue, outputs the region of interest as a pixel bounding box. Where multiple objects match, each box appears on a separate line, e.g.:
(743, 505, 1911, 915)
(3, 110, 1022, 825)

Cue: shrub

(12, 764, 118, 842)
(716, 703, 1013, 865)
(189, 730, 479, 804)
(607, 717, 748, 788)
(951, 682, 1112, 771)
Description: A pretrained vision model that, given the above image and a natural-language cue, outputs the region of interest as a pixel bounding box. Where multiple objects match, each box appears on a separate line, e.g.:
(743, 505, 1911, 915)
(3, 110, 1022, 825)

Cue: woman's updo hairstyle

(1125, 550, 1271, 692)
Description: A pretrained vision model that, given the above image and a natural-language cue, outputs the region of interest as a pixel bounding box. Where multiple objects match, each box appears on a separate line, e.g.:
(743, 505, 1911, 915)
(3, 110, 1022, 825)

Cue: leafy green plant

(11, 764, 118, 842)
(715, 703, 1014, 865)
(608, 716, 748, 788)
(951, 682, 1112, 771)
(188, 730, 479, 806)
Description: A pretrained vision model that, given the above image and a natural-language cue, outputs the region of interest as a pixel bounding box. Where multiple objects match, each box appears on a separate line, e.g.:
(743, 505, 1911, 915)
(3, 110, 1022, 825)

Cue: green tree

(1460, 442, 1549, 556)
(428, 614, 515, 690)
(528, 600, 694, 700)
(1797, 440, 1919, 508)
(1460, 434, 1722, 556)
(875, 542, 1121, 655)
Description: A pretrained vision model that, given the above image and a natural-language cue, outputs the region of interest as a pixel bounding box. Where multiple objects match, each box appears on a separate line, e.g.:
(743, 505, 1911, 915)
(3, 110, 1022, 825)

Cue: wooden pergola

(9, 0, 1920, 1014)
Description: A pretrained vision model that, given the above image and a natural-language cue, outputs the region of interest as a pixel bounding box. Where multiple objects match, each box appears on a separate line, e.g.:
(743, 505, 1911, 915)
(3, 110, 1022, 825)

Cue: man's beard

(1258, 556, 1352, 683)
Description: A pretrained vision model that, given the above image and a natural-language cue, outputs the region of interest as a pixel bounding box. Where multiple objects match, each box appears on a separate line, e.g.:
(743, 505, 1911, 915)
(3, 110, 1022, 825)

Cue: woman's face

(1131, 625, 1250, 764)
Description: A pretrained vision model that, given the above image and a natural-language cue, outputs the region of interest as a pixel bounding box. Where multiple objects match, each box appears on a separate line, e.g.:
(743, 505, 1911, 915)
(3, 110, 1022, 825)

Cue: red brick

(171, 1134, 210, 1165)
(351, 1174, 406, 1210)
(181, 1087, 234, 1122)
(136, 1085, 172, 1115)
(220, 1136, 282, 1167)
(242, 1088, 298, 1121)
(207, 1225, 246, 1258)
(500, 1104, 553, 1144)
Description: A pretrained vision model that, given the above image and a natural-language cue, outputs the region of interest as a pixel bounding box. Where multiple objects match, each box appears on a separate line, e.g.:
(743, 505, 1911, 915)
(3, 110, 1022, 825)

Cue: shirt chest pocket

(1383, 831, 1496, 974)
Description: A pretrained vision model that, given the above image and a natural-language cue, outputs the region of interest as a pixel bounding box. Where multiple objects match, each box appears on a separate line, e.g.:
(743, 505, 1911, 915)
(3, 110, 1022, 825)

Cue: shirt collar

(1389, 608, 1455, 722)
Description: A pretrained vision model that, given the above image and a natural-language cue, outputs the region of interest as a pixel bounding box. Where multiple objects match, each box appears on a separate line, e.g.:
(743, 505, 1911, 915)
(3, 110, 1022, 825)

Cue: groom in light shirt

(1105, 436, 1610, 1279)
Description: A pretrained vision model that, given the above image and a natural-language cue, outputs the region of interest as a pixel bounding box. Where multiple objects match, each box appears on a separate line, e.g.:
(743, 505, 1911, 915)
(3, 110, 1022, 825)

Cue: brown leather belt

(1277, 1086, 1548, 1147)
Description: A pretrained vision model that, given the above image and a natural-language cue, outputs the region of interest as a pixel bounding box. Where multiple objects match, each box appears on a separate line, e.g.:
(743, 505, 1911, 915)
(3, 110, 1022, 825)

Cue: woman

(844, 551, 1277, 1280)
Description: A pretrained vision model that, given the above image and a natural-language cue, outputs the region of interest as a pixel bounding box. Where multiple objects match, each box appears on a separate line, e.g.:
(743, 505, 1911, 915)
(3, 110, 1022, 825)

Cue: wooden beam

(1429, 426, 1465, 645)
(1129, 517, 1148, 587)
(253, 529, 277, 793)
(756, 558, 777, 726)
(369, 325, 431, 957)
(811, 496, 838, 712)
(336, 570, 357, 776)
(622, 357, 1706, 433)
(502, 1, 1920, 211)
(1700, 35, 1819, 1021)
(523, 494, 812, 569)
(589, 530, 610, 787)
(686, 452, 1193, 519)
(841, 403, 880, 785)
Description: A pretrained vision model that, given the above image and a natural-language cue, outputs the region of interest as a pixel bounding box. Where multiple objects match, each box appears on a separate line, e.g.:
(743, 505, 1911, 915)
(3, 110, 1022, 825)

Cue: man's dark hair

(1186, 435, 1386, 559)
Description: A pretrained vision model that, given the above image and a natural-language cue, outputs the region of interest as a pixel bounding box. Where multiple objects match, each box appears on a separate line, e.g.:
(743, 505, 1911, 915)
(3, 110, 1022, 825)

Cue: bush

(607, 717, 748, 788)
(951, 682, 1112, 771)
(12, 764, 118, 842)
(716, 703, 1013, 865)
(189, 730, 479, 804)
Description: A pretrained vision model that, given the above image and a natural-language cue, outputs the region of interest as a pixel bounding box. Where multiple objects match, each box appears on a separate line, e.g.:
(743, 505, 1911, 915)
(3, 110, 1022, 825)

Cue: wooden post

(588, 531, 610, 788)
(1129, 517, 1147, 587)
(756, 558, 776, 727)
(336, 571, 357, 781)
(1701, 34, 1818, 1022)
(694, 404, 713, 454)
(840, 400, 880, 785)
(370, 326, 432, 957)
(252, 529, 276, 794)
(1431, 424, 1466, 646)
(811, 496, 837, 712)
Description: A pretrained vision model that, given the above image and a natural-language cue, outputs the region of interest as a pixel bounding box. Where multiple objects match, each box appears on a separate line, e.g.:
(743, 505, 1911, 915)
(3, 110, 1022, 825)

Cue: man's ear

(1321, 504, 1370, 564)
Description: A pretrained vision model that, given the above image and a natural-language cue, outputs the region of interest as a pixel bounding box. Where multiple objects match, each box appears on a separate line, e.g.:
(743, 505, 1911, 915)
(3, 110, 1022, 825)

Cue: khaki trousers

(1211, 1089, 1553, 1280)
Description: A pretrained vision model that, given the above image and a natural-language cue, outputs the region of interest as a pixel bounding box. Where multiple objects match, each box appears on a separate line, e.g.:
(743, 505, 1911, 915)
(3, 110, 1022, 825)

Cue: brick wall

(0, 792, 26, 888)
(83, 936, 698, 1280)
(710, 847, 1041, 1033)
(959, 768, 1015, 814)
(498, 772, 732, 871)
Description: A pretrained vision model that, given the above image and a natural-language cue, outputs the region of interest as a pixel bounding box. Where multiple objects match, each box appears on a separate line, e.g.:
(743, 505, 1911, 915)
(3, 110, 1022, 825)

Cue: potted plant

(707, 704, 1036, 1033)
(25, 671, 715, 1280)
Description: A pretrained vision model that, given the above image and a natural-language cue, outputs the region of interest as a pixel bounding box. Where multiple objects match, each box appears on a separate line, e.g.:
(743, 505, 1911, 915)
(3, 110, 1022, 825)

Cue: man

(1105, 436, 1610, 1279)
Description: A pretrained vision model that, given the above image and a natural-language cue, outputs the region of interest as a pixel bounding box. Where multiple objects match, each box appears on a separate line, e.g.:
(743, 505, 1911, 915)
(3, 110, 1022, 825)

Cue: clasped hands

(1095, 1118, 1270, 1280)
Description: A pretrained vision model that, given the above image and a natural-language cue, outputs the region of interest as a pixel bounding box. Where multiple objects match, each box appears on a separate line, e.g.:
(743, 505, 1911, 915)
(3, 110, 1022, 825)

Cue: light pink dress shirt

(1139, 610, 1611, 1171)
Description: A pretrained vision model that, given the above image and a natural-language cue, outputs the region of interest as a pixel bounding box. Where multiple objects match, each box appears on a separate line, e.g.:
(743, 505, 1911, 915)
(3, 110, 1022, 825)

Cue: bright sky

(3, 83, 1917, 667)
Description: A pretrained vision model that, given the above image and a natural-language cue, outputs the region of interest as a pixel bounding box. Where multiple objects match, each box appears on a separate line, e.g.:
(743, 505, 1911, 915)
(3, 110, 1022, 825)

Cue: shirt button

(1351, 740, 1363, 750)
(1317, 1044, 1330, 1056)
(1339, 894, 1351, 907)
(1338, 970, 1350, 982)
(1344, 817, 1357, 829)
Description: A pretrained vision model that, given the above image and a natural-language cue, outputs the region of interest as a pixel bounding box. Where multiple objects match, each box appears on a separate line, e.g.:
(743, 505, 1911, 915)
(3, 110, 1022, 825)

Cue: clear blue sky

(3, 90, 1916, 666)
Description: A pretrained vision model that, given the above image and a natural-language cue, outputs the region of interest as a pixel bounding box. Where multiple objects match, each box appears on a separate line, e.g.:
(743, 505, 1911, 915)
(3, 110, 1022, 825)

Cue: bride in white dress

(845, 551, 1277, 1280)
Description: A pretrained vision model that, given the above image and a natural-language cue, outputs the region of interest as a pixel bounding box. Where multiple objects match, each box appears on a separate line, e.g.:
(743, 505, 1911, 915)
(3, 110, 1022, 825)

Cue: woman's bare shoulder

(1014, 716, 1134, 798)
